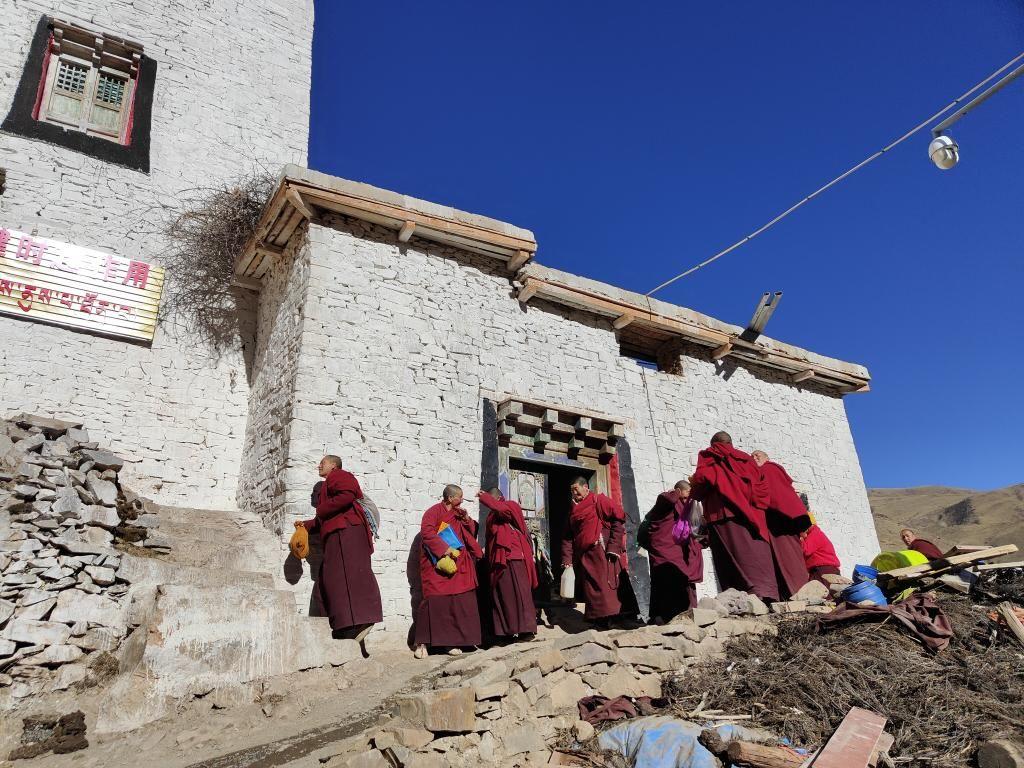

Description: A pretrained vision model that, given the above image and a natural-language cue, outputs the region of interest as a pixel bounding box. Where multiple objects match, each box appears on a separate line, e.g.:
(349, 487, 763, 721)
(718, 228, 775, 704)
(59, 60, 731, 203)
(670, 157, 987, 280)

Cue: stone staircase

(97, 502, 355, 734)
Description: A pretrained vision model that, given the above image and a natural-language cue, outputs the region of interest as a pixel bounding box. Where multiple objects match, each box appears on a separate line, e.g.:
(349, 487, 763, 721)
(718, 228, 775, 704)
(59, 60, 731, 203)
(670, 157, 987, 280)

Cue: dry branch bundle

(158, 172, 275, 350)
(664, 585, 1024, 768)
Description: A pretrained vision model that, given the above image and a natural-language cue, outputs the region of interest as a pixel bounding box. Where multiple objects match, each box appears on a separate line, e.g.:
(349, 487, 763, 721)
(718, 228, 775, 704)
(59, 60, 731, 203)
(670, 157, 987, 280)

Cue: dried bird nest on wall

(158, 172, 275, 352)
(664, 587, 1024, 768)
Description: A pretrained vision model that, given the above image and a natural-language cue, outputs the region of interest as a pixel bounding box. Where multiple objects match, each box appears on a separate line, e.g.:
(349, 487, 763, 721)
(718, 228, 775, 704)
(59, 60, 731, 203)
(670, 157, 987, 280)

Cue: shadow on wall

(406, 533, 423, 648)
(283, 532, 327, 618)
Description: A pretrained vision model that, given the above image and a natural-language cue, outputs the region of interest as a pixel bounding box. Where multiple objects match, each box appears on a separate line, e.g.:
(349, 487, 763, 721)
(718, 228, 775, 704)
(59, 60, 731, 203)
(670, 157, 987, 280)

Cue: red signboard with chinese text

(0, 228, 164, 342)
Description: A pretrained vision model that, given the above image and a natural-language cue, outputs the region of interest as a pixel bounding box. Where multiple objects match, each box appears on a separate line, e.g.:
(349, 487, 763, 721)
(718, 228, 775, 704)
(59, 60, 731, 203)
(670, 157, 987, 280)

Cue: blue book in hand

(427, 522, 464, 564)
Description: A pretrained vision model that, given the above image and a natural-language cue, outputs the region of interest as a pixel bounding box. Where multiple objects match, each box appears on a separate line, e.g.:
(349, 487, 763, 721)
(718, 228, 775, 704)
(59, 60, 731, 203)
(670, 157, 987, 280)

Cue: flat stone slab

(11, 413, 82, 436)
(79, 450, 125, 472)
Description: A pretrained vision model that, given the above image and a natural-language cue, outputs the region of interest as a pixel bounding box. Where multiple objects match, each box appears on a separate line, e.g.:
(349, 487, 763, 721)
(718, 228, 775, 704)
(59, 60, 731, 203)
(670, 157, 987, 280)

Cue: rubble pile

(313, 605, 785, 768)
(0, 414, 158, 698)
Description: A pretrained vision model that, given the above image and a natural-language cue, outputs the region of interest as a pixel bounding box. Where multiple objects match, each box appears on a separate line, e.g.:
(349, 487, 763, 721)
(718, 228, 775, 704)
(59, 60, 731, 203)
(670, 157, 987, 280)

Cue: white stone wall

(0, 0, 313, 506)
(261, 217, 878, 627)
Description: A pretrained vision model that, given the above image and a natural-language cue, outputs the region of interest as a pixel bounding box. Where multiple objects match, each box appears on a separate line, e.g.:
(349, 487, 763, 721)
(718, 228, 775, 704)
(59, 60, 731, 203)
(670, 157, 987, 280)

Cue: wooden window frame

(34, 20, 142, 146)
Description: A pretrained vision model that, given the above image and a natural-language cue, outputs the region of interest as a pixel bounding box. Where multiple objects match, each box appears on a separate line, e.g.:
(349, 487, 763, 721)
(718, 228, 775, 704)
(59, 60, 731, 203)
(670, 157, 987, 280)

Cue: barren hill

(869, 483, 1024, 553)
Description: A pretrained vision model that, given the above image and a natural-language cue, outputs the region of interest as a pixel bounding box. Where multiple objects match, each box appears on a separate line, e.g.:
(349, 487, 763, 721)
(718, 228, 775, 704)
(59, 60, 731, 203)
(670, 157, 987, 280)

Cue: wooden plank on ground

(808, 707, 888, 768)
(997, 602, 1024, 647)
(880, 544, 1018, 580)
(976, 561, 1024, 571)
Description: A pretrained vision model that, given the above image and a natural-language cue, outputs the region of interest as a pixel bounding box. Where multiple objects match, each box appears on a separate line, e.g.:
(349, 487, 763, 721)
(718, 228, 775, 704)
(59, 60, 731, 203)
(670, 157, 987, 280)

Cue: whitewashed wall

(0, 0, 313, 506)
(253, 217, 878, 628)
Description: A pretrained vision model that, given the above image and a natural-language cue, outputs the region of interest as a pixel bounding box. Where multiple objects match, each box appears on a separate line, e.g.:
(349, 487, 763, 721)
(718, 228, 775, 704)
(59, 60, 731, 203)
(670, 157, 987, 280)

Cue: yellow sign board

(0, 228, 164, 342)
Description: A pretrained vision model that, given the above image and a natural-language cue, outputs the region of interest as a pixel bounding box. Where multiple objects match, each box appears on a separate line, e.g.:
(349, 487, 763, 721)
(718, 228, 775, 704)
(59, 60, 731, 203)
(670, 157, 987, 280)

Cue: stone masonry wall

(236, 234, 312, 536)
(0, 0, 313, 507)
(253, 217, 878, 628)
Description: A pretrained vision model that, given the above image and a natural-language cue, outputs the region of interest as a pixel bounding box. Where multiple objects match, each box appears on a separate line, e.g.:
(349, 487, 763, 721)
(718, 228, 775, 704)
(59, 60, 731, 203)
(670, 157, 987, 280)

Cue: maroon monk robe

(302, 468, 383, 631)
(415, 502, 484, 648)
(480, 492, 538, 636)
(908, 538, 944, 561)
(561, 492, 629, 621)
(802, 524, 841, 585)
(645, 490, 704, 621)
(690, 443, 780, 601)
(759, 461, 811, 598)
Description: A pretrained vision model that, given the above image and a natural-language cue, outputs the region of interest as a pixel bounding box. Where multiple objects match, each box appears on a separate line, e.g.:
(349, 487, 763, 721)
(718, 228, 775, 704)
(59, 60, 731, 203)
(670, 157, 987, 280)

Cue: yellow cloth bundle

(290, 525, 309, 560)
(435, 555, 458, 576)
(871, 549, 930, 572)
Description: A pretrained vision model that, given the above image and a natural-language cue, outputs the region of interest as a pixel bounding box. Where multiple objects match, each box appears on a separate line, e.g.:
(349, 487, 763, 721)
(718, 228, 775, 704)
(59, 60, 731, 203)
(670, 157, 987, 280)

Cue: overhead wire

(645, 50, 1024, 297)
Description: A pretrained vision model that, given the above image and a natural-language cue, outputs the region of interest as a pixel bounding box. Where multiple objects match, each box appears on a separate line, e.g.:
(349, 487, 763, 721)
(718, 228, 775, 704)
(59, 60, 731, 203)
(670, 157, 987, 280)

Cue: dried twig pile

(664, 586, 1024, 767)
(158, 172, 275, 349)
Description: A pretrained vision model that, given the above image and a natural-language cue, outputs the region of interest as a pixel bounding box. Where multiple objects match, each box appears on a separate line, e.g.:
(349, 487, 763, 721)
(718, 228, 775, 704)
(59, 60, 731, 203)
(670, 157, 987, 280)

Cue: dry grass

(663, 585, 1024, 767)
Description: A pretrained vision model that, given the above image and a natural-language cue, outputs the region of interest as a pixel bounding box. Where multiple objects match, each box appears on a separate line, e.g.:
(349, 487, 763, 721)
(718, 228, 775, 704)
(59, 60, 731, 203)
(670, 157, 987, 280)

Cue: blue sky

(309, 2, 1024, 491)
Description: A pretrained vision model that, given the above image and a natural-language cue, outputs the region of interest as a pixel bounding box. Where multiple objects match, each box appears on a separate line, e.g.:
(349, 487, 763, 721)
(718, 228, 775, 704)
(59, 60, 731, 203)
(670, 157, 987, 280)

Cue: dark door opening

(507, 458, 593, 604)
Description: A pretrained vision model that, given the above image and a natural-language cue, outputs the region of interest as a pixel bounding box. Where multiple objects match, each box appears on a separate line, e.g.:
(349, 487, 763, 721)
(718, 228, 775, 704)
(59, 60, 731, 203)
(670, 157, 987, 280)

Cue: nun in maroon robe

(299, 456, 382, 637)
(414, 486, 484, 655)
(560, 479, 636, 623)
(752, 452, 811, 599)
(478, 489, 538, 638)
(801, 524, 841, 584)
(690, 432, 780, 601)
(644, 482, 704, 622)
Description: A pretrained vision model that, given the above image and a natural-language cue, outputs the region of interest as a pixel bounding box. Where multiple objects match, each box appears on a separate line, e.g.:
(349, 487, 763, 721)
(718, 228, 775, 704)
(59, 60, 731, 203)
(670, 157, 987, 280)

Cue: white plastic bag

(560, 566, 575, 599)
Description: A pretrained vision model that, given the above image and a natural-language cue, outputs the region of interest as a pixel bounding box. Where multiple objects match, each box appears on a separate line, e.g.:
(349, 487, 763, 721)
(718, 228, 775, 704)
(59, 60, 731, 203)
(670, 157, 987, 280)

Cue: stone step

(117, 552, 275, 589)
(97, 583, 360, 734)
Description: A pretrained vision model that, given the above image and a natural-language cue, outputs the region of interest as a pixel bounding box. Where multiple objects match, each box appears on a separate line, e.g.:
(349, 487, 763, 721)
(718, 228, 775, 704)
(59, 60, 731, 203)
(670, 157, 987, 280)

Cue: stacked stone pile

(315, 606, 783, 768)
(0, 414, 160, 697)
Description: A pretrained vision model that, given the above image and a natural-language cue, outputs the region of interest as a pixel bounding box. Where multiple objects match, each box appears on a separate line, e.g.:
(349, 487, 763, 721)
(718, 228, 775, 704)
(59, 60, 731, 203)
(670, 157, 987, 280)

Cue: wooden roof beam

(711, 342, 733, 361)
(518, 280, 540, 304)
(792, 369, 815, 384)
(398, 221, 416, 242)
(286, 188, 314, 221)
(612, 314, 635, 330)
(507, 249, 531, 272)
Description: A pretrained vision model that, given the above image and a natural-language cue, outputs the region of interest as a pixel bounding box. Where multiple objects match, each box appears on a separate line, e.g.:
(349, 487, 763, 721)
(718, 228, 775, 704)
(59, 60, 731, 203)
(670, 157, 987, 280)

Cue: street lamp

(928, 60, 1024, 169)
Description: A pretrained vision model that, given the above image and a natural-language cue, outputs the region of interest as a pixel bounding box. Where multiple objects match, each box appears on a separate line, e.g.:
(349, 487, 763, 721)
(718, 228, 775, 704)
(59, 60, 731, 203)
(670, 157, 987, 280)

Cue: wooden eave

(517, 274, 871, 396)
(236, 177, 538, 281)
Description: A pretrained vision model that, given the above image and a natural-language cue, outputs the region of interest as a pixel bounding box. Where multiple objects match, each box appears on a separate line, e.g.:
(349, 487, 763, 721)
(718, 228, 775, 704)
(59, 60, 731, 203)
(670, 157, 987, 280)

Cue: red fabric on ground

(414, 591, 482, 648)
(491, 559, 538, 636)
(314, 524, 383, 630)
(419, 502, 483, 598)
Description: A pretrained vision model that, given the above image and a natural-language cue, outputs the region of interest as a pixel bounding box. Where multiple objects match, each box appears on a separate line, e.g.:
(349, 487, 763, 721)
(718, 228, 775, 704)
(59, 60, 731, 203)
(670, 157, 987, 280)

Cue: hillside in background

(869, 483, 1024, 554)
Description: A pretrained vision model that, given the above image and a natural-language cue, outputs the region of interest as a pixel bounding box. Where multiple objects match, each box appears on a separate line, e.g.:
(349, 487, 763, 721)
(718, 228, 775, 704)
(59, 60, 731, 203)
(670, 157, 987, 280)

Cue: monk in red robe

(296, 455, 382, 646)
(643, 480, 704, 623)
(414, 485, 484, 658)
(560, 477, 637, 625)
(801, 524, 841, 585)
(690, 432, 780, 601)
(900, 528, 944, 561)
(478, 488, 538, 639)
(751, 451, 811, 598)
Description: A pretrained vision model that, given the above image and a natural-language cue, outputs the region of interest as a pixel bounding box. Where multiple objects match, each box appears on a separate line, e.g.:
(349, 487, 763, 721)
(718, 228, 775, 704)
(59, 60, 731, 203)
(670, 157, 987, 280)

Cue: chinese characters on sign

(0, 228, 164, 342)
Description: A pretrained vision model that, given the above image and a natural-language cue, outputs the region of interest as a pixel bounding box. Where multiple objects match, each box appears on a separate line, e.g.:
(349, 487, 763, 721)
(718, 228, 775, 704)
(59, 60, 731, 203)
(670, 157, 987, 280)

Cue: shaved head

(674, 480, 690, 492)
(710, 431, 732, 445)
(488, 487, 504, 501)
(751, 450, 768, 466)
(570, 476, 591, 503)
(443, 484, 463, 502)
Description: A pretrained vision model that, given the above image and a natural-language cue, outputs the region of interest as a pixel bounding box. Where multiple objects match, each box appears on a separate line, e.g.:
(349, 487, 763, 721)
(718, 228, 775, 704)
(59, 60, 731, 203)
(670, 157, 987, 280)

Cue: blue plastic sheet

(598, 716, 783, 768)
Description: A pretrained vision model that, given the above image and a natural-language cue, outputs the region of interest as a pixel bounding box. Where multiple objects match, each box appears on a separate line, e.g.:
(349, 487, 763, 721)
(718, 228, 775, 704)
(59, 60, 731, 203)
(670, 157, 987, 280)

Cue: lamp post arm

(932, 61, 1024, 136)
